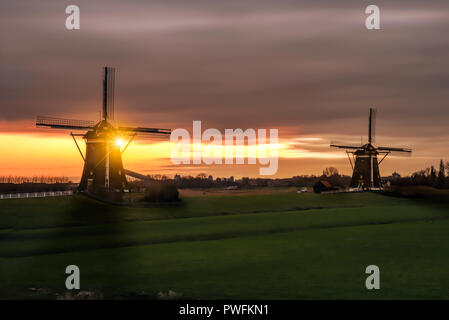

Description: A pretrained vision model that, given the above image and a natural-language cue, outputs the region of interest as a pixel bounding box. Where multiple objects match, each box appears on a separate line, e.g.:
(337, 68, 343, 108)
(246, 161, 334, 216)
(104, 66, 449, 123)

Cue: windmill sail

(368, 108, 376, 144)
(36, 116, 94, 130)
(330, 142, 363, 150)
(118, 126, 171, 135)
(377, 146, 412, 153)
(103, 67, 115, 120)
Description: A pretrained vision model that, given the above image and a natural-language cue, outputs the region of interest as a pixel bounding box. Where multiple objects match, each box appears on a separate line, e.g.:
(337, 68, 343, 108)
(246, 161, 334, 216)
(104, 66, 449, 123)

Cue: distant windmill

(36, 67, 171, 194)
(330, 108, 411, 190)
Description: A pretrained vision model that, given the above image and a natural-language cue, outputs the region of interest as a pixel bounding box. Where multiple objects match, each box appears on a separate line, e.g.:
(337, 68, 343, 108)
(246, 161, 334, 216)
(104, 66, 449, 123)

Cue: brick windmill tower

(36, 67, 171, 194)
(330, 108, 411, 190)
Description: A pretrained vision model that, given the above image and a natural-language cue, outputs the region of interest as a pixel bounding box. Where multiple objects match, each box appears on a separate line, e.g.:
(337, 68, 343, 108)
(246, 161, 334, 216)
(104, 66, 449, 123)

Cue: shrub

(143, 182, 180, 203)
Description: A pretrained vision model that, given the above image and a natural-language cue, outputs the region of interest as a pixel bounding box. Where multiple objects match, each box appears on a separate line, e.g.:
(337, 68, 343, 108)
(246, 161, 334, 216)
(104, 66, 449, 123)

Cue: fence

(0, 190, 73, 200)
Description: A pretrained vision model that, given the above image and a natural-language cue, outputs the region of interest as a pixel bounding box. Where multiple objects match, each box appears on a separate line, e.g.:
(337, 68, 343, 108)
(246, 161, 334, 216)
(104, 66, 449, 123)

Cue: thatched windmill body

(37, 67, 171, 194)
(331, 108, 411, 190)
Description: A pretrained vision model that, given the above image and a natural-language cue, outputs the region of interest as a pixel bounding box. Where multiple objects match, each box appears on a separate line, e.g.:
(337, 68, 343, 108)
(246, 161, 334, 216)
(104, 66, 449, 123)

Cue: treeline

(0, 176, 70, 184)
(129, 167, 351, 189)
(291, 174, 351, 188)
(0, 176, 73, 194)
(291, 167, 351, 188)
(391, 160, 449, 189)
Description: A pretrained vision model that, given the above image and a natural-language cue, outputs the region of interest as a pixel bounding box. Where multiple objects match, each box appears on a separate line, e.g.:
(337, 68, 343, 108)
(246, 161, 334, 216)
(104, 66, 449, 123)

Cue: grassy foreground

(0, 191, 448, 299)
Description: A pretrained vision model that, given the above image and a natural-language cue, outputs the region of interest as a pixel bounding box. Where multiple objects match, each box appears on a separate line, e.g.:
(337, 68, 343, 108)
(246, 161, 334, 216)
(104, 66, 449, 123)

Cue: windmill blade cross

(35, 66, 173, 194)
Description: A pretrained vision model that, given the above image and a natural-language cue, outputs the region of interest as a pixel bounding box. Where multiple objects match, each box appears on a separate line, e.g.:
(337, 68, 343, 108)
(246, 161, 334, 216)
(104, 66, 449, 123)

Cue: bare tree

(322, 167, 339, 177)
(197, 173, 207, 179)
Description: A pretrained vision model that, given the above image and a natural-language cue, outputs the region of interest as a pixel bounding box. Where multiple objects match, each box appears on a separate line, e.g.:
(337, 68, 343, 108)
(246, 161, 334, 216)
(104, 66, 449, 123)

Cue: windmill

(36, 67, 171, 194)
(330, 108, 411, 190)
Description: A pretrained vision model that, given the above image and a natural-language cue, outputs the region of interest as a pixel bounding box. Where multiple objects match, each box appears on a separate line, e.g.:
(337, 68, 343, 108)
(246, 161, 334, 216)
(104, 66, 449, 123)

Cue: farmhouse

(313, 180, 335, 193)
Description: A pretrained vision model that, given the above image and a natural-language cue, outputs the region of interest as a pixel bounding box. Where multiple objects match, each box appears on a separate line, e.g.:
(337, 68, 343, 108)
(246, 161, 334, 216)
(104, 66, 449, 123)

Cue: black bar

(0, 300, 446, 319)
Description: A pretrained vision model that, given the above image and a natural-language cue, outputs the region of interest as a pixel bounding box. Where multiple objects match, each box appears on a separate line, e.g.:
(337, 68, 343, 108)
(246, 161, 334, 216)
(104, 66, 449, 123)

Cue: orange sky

(1, 123, 445, 181)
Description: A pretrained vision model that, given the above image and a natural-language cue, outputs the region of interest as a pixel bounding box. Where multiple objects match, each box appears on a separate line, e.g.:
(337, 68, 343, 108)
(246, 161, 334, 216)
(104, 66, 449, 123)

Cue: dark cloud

(1, 0, 449, 156)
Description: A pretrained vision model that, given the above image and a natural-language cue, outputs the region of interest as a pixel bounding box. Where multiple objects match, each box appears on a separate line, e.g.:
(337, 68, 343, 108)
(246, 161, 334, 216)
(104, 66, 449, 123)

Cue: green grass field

(1, 191, 449, 299)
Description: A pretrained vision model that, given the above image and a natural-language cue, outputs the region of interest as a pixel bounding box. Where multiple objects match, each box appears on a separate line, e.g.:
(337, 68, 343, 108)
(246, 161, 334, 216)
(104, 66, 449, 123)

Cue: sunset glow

(115, 138, 126, 149)
(0, 130, 441, 180)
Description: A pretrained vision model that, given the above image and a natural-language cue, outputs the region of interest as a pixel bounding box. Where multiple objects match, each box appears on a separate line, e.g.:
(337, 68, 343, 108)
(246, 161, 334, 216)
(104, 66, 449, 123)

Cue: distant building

(248, 180, 258, 187)
(313, 180, 336, 193)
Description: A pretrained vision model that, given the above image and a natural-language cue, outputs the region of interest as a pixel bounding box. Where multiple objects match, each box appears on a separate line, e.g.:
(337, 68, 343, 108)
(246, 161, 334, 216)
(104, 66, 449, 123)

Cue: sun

(114, 138, 125, 148)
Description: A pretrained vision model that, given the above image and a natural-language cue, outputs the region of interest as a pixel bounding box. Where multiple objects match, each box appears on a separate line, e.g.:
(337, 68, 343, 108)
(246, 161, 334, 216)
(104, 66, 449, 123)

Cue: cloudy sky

(1, 0, 449, 179)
